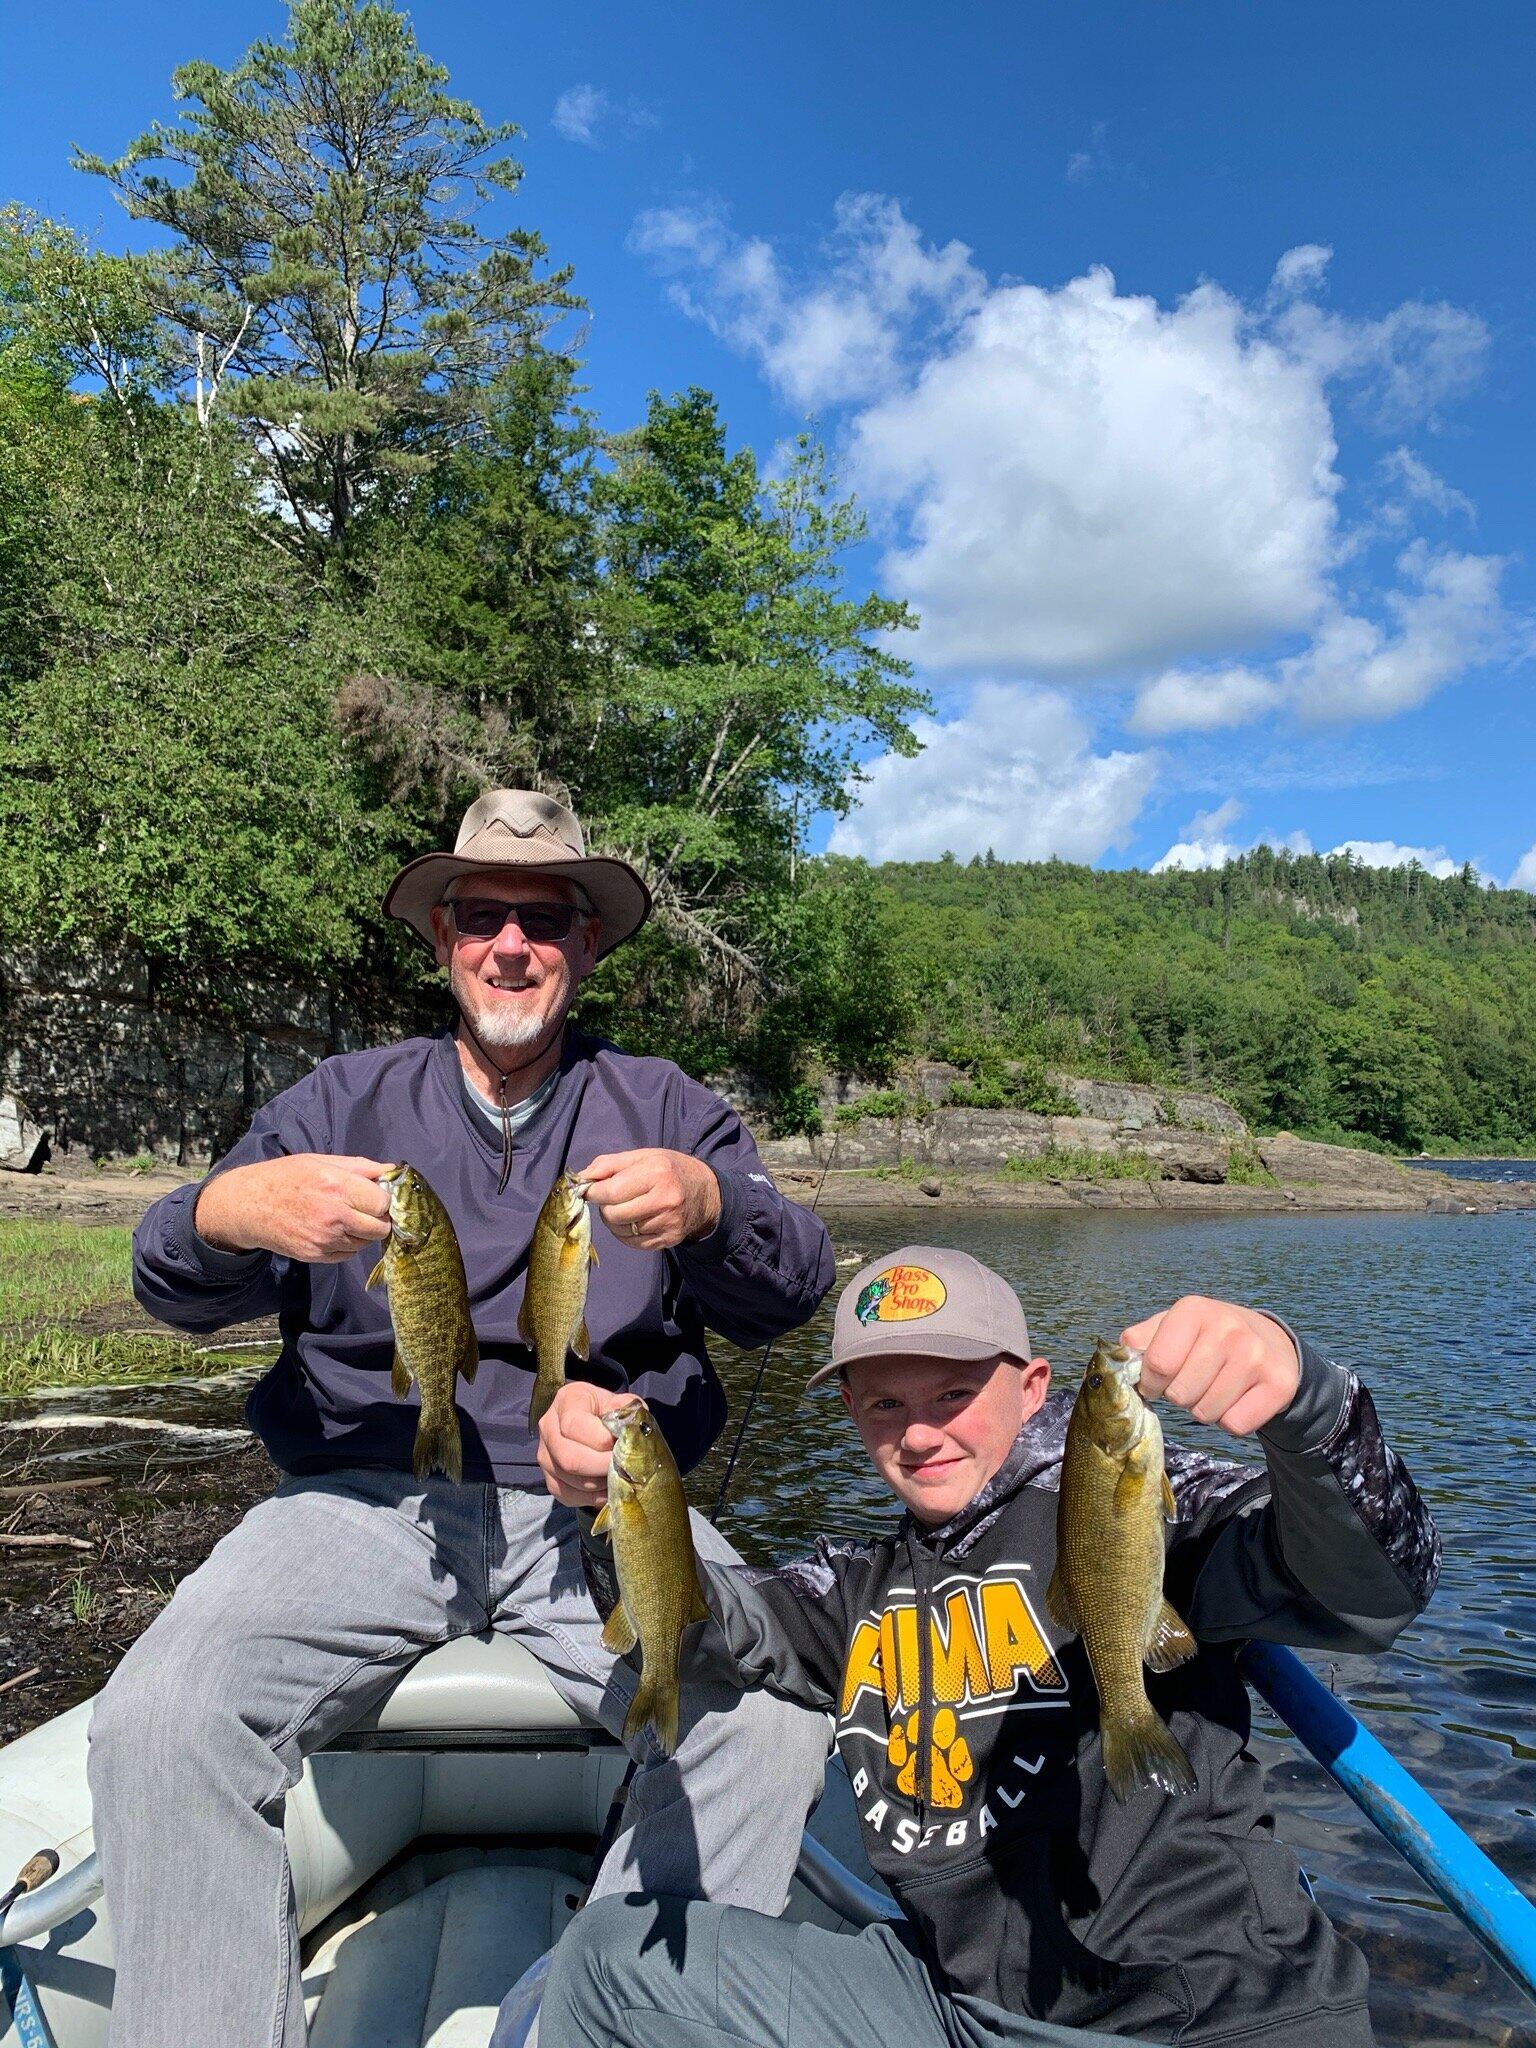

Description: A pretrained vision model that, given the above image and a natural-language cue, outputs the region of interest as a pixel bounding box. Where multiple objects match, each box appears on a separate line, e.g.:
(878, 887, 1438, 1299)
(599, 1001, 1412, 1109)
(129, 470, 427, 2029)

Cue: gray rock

(0, 1094, 47, 1172)
(919, 1176, 943, 1198)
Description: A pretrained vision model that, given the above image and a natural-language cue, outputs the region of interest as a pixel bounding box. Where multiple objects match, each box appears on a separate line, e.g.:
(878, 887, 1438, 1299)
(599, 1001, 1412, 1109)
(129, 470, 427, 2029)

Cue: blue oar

(1241, 1640, 1536, 2008)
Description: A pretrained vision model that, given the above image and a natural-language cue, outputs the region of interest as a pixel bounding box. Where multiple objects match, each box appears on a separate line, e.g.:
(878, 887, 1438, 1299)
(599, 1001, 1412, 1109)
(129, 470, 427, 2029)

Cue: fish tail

(624, 1669, 680, 1758)
(412, 1407, 463, 1485)
(1102, 1708, 1196, 1802)
(528, 1374, 560, 1428)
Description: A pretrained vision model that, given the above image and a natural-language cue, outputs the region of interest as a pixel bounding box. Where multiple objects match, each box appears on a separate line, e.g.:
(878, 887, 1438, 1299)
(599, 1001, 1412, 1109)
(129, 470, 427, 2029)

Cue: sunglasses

(448, 897, 589, 944)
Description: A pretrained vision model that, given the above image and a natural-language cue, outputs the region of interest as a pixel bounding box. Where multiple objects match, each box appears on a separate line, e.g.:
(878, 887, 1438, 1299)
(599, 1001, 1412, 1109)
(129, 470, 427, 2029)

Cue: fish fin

(412, 1408, 463, 1486)
(625, 1671, 680, 1758)
(391, 1354, 412, 1400)
(602, 1600, 639, 1656)
(517, 1292, 535, 1346)
(1113, 1460, 1149, 1517)
(457, 1327, 479, 1386)
(528, 1375, 561, 1428)
(592, 1504, 611, 1536)
(1044, 1566, 1079, 1634)
(589, 1243, 599, 1267)
(367, 1257, 388, 1291)
(1162, 1471, 1177, 1519)
(1145, 1599, 1197, 1673)
(688, 1571, 710, 1626)
(571, 1319, 591, 1364)
(1102, 1709, 1196, 1803)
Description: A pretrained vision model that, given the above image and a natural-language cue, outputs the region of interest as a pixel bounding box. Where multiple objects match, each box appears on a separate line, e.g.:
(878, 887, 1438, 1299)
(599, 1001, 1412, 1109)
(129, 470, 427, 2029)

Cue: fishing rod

(581, 1132, 842, 1896)
(709, 1132, 840, 1528)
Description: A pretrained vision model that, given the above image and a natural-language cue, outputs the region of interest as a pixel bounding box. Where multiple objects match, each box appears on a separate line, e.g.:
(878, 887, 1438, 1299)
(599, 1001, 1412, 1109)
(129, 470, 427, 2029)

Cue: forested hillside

(851, 848, 1536, 1152)
(1, 2, 1531, 1159)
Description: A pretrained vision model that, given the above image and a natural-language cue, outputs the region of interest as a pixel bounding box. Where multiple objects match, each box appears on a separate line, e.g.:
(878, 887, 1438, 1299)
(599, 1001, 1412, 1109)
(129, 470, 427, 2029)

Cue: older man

(93, 789, 835, 2048)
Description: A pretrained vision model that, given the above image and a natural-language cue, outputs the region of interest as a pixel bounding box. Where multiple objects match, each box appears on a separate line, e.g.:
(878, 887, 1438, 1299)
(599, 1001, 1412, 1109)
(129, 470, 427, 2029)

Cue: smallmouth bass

(520, 1172, 596, 1427)
(595, 1401, 709, 1755)
(1046, 1339, 1198, 1801)
(368, 1163, 478, 1483)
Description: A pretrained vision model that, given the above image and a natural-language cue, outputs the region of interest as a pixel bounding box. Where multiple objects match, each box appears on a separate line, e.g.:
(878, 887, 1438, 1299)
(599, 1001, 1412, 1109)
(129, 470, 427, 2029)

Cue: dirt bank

(3, 1141, 1531, 1235)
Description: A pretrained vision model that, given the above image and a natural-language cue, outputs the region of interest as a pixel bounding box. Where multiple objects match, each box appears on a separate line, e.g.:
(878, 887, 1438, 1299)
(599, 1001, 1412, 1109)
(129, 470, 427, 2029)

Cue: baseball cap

(807, 1245, 1032, 1390)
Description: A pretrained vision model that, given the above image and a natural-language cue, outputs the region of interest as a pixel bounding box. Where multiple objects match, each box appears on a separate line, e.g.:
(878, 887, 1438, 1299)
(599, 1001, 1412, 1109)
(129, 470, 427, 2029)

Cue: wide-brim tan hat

(382, 789, 651, 961)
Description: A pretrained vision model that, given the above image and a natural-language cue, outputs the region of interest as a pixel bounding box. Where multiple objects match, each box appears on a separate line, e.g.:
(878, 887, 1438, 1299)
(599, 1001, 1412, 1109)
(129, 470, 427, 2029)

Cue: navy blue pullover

(131, 1028, 834, 1487)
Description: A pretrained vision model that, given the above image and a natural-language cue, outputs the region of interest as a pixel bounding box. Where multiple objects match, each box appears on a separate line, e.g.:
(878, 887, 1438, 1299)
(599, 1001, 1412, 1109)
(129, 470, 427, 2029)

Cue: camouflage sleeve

(1171, 1331, 1441, 1654)
(578, 1520, 863, 1712)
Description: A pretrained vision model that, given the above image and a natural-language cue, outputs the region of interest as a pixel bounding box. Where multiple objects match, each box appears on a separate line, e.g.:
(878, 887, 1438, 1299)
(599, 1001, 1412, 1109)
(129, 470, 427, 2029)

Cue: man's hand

(576, 1148, 722, 1251)
(194, 1155, 394, 1264)
(1121, 1296, 1300, 1437)
(537, 1382, 640, 1509)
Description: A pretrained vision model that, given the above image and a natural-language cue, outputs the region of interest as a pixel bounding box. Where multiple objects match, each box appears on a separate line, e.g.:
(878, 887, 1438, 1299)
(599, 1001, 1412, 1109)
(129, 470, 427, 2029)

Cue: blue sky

(4, 1, 1532, 881)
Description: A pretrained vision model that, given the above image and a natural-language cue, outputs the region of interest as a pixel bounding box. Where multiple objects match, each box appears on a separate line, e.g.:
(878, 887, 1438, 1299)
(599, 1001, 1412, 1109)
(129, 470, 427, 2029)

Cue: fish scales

(597, 1401, 709, 1755)
(1047, 1339, 1198, 1801)
(369, 1163, 478, 1484)
(520, 1173, 596, 1427)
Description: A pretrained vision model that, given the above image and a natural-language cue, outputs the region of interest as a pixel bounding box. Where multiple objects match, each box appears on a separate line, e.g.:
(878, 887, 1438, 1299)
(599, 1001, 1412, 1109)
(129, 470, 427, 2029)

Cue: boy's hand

(1120, 1296, 1300, 1437)
(537, 1382, 640, 1509)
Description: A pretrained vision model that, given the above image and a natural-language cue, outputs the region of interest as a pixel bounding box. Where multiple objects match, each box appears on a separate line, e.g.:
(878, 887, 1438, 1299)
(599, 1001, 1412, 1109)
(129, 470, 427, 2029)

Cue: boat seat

(337, 1633, 609, 1746)
(304, 1861, 579, 2047)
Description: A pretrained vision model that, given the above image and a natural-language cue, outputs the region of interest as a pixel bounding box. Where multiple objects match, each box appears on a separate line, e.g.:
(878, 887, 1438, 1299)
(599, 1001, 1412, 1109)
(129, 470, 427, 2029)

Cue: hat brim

(807, 1333, 1011, 1391)
(382, 851, 652, 962)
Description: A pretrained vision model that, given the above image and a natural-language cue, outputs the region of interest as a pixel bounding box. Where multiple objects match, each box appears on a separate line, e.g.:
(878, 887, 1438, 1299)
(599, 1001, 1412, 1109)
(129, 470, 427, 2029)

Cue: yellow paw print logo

(887, 1707, 975, 1810)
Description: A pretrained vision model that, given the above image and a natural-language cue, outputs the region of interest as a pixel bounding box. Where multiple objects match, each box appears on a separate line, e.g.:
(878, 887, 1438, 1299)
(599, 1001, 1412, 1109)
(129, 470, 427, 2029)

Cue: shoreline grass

(0, 1329, 255, 1400)
(1002, 1147, 1158, 1183)
(0, 1219, 134, 1328)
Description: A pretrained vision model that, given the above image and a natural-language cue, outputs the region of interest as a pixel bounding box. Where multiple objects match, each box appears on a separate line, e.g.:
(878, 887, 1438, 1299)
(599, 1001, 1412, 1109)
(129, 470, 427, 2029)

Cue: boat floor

(302, 1844, 588, 2047)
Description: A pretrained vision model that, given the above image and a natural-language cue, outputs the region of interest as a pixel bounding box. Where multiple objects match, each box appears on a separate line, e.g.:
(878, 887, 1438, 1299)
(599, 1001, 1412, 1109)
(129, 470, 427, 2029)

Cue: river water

(697, 1205, 1536, 2048)
(1408, 1158, 1536, 1186)
(5, 1203, 1532, 2044)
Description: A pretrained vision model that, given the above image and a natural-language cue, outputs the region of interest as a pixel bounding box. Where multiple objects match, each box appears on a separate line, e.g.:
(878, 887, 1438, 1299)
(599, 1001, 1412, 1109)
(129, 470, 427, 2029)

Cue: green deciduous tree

(77, 0, 575, 564)
(586, 390, 924, 987)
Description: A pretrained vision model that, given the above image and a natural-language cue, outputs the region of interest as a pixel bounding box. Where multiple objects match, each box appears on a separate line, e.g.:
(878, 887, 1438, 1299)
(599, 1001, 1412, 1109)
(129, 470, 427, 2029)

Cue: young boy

(534, 1246, 1439, 2048)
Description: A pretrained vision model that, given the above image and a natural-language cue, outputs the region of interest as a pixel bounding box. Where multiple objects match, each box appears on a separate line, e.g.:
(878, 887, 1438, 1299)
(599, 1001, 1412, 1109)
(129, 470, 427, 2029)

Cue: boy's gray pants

(539, 1894, 1130, 2048)
(86, 1469, 831, 2048)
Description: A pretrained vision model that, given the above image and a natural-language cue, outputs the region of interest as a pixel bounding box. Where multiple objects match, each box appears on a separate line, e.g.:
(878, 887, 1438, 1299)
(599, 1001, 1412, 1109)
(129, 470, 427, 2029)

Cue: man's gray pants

(539, 1894, 1131, 2048)
(86, 1470, 831, 2048)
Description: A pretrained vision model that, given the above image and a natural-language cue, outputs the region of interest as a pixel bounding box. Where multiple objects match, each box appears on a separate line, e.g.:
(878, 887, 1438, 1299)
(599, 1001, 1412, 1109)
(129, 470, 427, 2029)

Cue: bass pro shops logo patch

(855, 1264, 947, 1327)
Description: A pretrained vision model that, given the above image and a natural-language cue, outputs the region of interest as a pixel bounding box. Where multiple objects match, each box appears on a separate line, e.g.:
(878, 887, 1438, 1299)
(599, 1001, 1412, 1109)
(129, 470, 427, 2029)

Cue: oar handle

(1241, 1641, 1536, 2009)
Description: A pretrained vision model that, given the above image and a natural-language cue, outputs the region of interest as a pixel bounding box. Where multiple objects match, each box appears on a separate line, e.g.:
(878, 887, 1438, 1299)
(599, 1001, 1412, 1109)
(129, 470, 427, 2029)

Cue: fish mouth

(1122, 1347, 1144, 1387)
(379, 1163, 407, 1185)
(599, 1408, 629, 1442)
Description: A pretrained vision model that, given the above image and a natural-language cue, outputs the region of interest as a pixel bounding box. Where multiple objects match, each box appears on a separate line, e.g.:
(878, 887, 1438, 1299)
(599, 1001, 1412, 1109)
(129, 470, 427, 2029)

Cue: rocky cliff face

(751, 1063, 1247, 1183)
(0, 945, 439, 1168)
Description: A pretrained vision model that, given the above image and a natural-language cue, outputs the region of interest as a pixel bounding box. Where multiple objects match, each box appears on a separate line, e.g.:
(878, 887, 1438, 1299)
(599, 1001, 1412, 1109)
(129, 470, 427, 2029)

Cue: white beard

(451, 960, 569, 1051)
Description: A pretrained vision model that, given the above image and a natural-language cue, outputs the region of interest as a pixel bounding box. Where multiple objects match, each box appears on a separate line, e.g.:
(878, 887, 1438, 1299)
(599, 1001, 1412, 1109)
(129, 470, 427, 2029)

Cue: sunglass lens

(453, 901, 577, 941)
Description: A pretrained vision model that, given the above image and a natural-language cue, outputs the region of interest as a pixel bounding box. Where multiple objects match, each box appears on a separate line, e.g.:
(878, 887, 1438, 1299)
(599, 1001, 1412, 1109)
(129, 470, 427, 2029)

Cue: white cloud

(552, 85, 607, 145)
(1331, 839, 1479, 881)
(1380, 447, 1475, 523)
(1130, 665, 1283, 734)
(1152, 805, 1314, 873)
(635, 200, 1501, 700)
(1268, 244, 1333, 301)
(1066, 151, 1096, 184)
(552, 86, 656, 146)
(1130, 543, 1510, 730)
(829, 686, 1157, 863)
(631, 195, 980, 410)
(1283, 544, 1510, 720)
(845, 265, 1345, 674)
(1509, 845, 1536, 892)
(1152, 820, 1495, 881)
